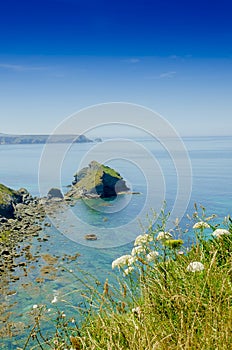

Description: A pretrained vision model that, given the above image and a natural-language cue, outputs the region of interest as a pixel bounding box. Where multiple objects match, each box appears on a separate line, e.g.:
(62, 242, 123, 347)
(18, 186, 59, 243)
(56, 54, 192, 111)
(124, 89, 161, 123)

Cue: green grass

(74, 161, 122, 193)
(0, 183, 17, 204)
(23, 208, 232, 350)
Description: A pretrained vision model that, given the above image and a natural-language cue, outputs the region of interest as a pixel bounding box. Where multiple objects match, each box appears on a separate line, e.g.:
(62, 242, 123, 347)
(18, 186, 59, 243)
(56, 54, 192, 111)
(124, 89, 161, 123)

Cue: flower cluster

(212, 228, 230, 238)
(112, 231, 161, 274)
(111, 211, 232, 277)
(156, 231, 173, 241)
(187, 261, 204, 272)
(193, 221, 210, 229)
(112, 229, 178, 275)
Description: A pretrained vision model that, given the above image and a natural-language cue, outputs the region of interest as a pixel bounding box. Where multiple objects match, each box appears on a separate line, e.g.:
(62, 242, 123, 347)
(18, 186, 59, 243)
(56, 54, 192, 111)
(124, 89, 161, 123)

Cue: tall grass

(23, 207, 232, 350)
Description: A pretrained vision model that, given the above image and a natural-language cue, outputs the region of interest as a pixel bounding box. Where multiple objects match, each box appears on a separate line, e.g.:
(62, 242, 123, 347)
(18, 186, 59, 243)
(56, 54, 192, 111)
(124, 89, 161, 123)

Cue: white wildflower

(187, 261, 204, 272)
(193, 221, 210, 229)
(112, 255, 132, 269)
(33, 304, 38, 309)
(51, 296, 58, 303)
(146, 251, 159, 262)
(131, 245, 146, 256)
(156, 231, 173, 241)
(212, 228, 231, 238)
(132, 306, 141, 316)
(134, 234, 152, 246)
(128, 255, 137, 266)
(124, 266, 134, 276)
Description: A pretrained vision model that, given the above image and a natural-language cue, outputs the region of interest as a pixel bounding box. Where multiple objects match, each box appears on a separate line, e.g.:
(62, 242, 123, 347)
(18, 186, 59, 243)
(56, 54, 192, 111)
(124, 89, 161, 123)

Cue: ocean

(0, 136, 232, 348)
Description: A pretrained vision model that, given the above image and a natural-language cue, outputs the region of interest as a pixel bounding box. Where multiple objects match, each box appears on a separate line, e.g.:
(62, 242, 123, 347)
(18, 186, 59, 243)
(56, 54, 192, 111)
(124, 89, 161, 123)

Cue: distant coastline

(0, 133, 100, 144)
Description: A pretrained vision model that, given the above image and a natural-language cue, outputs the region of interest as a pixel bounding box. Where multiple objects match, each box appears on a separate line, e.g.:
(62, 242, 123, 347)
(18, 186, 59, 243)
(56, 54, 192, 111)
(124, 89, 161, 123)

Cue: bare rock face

(66, 161, 130, 199)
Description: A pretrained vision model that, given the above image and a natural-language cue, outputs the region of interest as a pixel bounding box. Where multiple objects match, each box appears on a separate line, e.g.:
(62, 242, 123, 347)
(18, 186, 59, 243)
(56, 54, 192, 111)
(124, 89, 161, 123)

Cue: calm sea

(0, 136, 232, 348)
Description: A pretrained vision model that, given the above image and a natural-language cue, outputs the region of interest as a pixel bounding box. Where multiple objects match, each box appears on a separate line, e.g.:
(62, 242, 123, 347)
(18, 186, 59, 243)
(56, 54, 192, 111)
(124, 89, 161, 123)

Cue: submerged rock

(85, 234, 98, 240)
(66, 160, 130, 199)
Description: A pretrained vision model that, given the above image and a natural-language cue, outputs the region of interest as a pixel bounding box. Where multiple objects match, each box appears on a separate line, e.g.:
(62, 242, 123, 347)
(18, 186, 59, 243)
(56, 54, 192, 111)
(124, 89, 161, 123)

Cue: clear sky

(0, 0, 232, 136)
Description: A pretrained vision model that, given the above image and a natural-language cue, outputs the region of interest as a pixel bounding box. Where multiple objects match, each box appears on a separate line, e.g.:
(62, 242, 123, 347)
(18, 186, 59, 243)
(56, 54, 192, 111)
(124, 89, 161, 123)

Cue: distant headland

(0, 133, 101, 144)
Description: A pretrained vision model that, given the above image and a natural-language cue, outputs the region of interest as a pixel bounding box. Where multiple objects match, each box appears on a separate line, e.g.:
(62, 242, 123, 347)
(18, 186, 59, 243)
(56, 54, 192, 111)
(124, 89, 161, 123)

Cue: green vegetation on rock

(0, 230, 11, 243)
(67, 160, 129, 198)
(0, 183, 23, 218)
(0, 184, 17, 204)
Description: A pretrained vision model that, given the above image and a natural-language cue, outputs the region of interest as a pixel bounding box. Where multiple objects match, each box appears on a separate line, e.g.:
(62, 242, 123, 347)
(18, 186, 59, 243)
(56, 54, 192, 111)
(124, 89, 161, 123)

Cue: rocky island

(65, 160, 130, 199)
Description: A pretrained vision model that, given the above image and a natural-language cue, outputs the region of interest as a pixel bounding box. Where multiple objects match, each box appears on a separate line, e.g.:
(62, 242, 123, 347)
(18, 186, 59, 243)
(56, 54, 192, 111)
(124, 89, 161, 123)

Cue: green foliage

(0, 230, 11, 243)
(23, 206, 232, 350)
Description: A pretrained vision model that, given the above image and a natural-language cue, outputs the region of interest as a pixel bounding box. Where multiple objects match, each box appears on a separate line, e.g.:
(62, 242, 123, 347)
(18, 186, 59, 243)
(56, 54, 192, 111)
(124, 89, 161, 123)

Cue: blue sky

(0, 0, 232, 136)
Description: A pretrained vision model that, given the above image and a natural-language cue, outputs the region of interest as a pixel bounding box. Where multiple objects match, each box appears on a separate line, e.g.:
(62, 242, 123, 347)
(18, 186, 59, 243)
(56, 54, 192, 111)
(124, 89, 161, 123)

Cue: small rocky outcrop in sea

(66, 160, 130, 199)
(47, 188, 64, 200)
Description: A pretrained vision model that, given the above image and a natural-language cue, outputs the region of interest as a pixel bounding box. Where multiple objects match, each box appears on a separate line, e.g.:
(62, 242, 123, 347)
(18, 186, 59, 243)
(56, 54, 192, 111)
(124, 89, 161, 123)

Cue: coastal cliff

(0, 133, 94, 144)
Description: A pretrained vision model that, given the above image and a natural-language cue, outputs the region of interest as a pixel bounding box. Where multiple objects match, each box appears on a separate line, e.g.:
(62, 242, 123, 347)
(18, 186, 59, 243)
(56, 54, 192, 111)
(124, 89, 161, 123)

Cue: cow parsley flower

(112, 255, 132, 269)
(193, 221, 210, 229)
(156, 231, 173, 241)
(128, 256, 137, 266)
(131, 245, 146, 256)
(187, 261, 204, 272)
(146, 251, 159, 262)
(134, 234, 152, 246)
(212, 228, 231, 238)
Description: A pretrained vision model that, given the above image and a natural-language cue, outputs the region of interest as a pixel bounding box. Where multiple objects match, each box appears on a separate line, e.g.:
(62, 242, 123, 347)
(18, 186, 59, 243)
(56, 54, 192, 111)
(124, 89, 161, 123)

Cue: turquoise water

(0, 136, 232, 348)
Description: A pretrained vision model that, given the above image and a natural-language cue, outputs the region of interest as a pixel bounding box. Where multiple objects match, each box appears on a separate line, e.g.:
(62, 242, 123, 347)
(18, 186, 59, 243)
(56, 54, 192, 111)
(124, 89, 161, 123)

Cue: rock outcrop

(47, 188, 64, 200)
(0, 184, 23, 218)
(66, 160, 130, 199)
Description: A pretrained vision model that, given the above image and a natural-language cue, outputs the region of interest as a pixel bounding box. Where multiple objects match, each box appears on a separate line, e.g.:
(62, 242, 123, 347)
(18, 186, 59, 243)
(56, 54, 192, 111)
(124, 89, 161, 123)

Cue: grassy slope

(75, 236, 232, 349)
(74, 161, 122, 192)
(23, 210, 232, 349)
(0, 183, 17, 204)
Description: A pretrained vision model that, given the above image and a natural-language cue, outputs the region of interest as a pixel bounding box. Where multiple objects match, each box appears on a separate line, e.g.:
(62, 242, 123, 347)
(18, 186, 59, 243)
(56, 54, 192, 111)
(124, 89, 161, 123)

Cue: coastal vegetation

(21, 205, 232, 350)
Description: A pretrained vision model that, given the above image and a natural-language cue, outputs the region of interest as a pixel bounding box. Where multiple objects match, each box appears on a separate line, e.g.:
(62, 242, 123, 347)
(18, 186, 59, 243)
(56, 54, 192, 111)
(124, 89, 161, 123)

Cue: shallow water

(0, 136, 232, 348)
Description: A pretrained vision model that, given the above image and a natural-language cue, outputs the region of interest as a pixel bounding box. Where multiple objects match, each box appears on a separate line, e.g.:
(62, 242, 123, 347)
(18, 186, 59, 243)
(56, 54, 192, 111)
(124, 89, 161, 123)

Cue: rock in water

(47, 188, 64, 199)
(66, 160, 130, 199)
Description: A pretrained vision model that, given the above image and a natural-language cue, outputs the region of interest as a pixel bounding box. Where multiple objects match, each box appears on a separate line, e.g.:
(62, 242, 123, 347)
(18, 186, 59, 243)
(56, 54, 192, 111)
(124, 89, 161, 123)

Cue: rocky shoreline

(0, 161, 136, 342)
(0, 194, 81, 340)
(0, 161, 134, 276)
